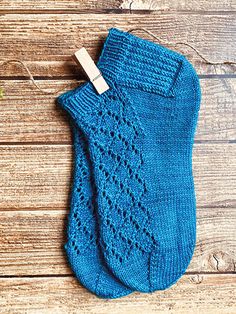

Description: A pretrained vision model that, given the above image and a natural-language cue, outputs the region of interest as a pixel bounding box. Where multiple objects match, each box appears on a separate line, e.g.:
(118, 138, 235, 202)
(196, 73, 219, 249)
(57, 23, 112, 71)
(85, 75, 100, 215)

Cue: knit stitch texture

(58, 28, 201, 293)
(59, 88, 132, 298)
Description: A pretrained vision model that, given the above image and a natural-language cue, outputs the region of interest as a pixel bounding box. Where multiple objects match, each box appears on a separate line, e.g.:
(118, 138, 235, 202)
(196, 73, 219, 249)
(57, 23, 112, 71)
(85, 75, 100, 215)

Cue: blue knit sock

(58, 28, 201, 293)
(59, 89, 132, 298)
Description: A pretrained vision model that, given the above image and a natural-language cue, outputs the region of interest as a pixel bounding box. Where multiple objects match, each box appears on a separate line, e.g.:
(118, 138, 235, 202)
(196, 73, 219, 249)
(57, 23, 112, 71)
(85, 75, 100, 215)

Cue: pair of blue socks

(57, 28, 201, 298)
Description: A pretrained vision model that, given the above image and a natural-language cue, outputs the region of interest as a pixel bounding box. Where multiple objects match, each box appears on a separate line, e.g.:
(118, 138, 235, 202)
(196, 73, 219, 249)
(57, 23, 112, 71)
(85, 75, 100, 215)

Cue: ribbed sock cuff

(98, 28, 185, 97)
(57, 28, 187, 121)
(57, 82, 102, 122)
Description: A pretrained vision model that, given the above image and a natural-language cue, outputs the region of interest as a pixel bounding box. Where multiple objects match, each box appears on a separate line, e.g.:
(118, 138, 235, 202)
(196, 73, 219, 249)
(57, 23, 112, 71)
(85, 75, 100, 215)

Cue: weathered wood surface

(0, 208, 235, 276)
(0, 144, 235, 210)
(0, 0, 236, 12)
(0, 145, 72, 210)
(0, 78, 235, 143)
(0, 0, 121, 12)
(0, 14, 236, 77)
(120, 0, 236, 11)
(0, 0, 235, 312)
(0, 275, 235, 314)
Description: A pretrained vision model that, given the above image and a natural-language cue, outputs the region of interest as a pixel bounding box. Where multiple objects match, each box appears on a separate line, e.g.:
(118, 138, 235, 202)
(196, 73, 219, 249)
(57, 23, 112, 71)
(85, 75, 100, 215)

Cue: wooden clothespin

(73, 47, 109, 95)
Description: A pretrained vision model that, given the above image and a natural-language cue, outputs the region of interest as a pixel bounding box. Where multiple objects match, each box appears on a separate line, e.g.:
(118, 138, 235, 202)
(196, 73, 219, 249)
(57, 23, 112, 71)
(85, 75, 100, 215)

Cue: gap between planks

(0, 9, 236, 15)
(1, 74, 236, 80)
(0, 141, 234, 147)
(1, 271, 236, 278)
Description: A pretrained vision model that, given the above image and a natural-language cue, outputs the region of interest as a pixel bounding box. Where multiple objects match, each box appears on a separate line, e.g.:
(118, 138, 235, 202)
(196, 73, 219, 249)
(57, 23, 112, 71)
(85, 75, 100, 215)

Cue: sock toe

(104, 242, 195, 293)
(65, 243, 132, 298)
(95, 266, 132, 299)
(149, 244, 195, 291)
(105, 252, 151, 292)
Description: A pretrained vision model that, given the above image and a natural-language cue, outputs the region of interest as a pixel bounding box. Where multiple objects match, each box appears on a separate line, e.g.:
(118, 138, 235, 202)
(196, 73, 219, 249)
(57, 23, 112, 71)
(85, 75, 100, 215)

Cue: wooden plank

(0, 78, 235, 143)
(0, 143, 235, 209)
(0, 14, 235, 76)
(0, 275, 235, 313)
(120, 0, 236, 11)
(197, 78, 236, 142)
(0, 80, 76, 143)
(0, 211, 67, 276)
(0, 207, 235, 276)
(0, 0, 235, 12)
(0, 145, 72, 210)
(0, 0, 121, 11)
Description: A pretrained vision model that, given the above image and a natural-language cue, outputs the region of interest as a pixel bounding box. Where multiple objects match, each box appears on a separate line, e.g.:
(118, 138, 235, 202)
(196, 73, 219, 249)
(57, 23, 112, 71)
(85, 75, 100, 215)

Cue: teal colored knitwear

(59, 90, 132, 298)
(58, 28, 201, 293)
(65, 121, 133, 298)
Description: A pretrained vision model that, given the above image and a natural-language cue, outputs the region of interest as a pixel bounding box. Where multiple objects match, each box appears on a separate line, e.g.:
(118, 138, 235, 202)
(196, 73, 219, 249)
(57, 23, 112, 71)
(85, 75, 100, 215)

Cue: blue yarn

(58, 87, 132, 299)
(58, 28, 201, 293)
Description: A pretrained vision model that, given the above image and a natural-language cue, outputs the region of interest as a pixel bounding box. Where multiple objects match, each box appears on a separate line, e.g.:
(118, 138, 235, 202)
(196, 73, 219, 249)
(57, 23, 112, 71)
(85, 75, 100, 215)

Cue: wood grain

(0, 0, 236, 12)
(0, 0, 235, 312)
(0, 145, 72, 210)
(0, 275, 235, 313)
(0, 0, 122, 12)
(0, 78, 235, 143)
(0, 14, 235, 77)
(0, 208, 235, 276)
(120, 0, 236, 11)
(0, 144, 235, 209)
